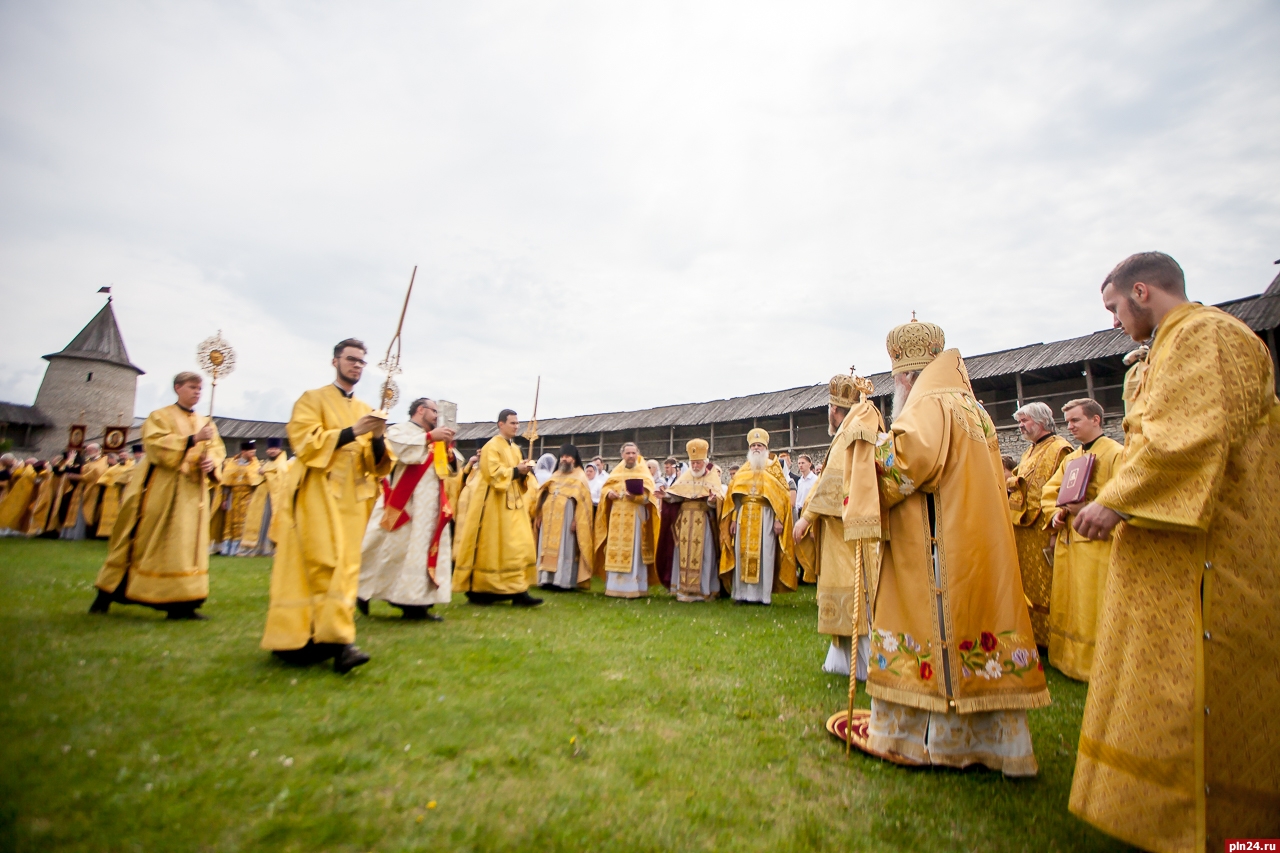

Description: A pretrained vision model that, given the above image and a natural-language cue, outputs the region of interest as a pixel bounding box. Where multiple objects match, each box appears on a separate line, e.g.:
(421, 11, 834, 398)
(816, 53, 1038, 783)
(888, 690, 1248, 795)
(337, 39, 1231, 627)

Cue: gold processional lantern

(196, 330, 237, 421)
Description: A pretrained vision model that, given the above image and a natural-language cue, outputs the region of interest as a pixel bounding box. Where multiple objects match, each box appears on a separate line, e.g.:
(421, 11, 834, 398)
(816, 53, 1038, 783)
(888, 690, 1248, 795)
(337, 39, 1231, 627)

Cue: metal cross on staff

(372, 266, 417, 418)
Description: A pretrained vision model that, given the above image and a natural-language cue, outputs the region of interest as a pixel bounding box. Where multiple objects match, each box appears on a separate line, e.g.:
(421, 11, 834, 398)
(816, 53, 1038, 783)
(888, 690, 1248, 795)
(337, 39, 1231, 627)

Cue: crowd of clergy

(0, 251, 1275, 852)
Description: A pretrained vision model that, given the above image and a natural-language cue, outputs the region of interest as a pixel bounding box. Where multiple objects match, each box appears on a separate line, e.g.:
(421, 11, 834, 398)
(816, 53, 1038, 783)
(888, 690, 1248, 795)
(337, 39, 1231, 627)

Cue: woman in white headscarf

(534, 453, 557, 486)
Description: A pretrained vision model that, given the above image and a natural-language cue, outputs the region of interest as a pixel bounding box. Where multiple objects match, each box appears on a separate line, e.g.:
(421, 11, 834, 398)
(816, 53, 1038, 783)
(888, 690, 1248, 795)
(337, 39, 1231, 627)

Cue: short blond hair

(1061, 398, 1104, 422)
(173, 371, 201, 387)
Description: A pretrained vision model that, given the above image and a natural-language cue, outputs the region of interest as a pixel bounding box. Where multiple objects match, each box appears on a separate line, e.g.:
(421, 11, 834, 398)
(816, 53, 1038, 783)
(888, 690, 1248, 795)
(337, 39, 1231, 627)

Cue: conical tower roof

(42, 299, 144, 374)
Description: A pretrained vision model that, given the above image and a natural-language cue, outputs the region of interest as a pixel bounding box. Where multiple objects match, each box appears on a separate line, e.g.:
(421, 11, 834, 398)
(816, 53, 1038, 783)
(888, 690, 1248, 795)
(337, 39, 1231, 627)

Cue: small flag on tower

(98, 286, 111, 293)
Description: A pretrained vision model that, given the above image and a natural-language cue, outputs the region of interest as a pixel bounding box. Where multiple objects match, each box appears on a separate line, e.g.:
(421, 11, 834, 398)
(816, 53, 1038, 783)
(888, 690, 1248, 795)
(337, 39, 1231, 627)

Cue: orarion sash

(379, 442, 454, 581)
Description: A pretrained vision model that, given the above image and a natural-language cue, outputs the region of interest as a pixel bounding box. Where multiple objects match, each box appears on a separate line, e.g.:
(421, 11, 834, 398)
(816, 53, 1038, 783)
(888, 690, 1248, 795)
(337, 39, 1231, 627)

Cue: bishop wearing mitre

(261, 339, 394, 674)
(358, 397, 459, 620)
(452, 409, 542, 606)
(656, 439, 723, 602)
(794, 371, 883, 677)
(718, 429, 797, 604)
(846, 317, 1049, 776)
(532, 443, 595, 592)
(593, 442, 661, 599)
(90, 372, 226, 620)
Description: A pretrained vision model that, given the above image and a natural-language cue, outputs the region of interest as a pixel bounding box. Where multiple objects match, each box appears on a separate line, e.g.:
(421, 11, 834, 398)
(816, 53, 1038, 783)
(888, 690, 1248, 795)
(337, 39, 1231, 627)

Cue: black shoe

(401, 605, 444, 622)
(166, 609, 208, 620)
(356, 598, 369, 616)
(466, 592, 498, 606)
(511, 591, 544, 608)
(89, 590, 111, 614)
(333, 644, 370, 674)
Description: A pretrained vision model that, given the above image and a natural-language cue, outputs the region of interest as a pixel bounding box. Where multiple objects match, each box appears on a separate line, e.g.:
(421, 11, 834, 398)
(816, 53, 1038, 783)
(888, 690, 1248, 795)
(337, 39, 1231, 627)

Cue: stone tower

(33, 298, 143, 457)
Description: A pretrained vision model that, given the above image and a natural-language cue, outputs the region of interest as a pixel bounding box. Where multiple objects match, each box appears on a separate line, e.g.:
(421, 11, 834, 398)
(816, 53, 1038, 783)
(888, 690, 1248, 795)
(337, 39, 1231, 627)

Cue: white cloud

(1, 0, 1276, 424)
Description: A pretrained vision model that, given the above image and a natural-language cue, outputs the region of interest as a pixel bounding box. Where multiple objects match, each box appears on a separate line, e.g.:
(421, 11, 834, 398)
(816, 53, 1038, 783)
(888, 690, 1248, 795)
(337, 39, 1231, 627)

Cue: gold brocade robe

(240, 454, 292, 551)
(534, 469, 595, 587)
(719, 459, 797, 592)
(1069, 303, 1280, 852)
(452, 435, 537, 595)
(592, 461, 660, 595)
(261, 387, 394, 650)
(68, 456, 110, 532)
(94, 405, 226, 604)
(94, 460, 134, 538)
(797, 399, 882, 638)
(1039, 436, 1123, 681)
(24, 469, 54, 535)
(1009, 433, 1072, 646)
(664, 467, 724, 599)
(869, 350, 1049, 714)
(218, 457, 264, 541)
(0, 464, 37, 530)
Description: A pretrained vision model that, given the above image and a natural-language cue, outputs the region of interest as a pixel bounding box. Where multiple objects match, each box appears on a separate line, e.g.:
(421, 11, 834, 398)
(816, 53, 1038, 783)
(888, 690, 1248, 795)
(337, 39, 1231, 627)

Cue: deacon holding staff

(359, 397, 458, 620)
(261, 339, 394, 673)
(90, 372, 226, 619)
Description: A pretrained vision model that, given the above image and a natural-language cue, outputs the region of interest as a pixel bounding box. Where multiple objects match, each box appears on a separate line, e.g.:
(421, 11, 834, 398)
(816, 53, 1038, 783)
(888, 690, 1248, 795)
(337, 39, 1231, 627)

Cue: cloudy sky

(2, 1, 1277, 425)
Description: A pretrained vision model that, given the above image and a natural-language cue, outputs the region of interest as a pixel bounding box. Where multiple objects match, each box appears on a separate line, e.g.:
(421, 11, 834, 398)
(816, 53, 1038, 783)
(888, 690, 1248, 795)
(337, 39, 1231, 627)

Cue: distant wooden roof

(454, 288, 1280, 441)
(0, 402, 52, 427)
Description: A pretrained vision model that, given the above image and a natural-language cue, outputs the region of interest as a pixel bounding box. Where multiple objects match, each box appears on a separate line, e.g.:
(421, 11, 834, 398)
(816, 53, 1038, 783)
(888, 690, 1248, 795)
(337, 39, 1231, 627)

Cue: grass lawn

(0, 537, 1134, 853)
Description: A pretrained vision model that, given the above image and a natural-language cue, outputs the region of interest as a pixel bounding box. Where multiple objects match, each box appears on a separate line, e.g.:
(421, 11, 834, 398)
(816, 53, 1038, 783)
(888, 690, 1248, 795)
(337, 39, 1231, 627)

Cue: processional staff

(371, 266, 417, 419)
(522, 376, 540, 462)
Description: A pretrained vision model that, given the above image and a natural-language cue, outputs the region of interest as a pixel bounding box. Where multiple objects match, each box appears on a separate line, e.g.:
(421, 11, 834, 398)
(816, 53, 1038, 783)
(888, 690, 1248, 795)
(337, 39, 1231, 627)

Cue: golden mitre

(686, 438, 709, 461)
(828, 373, 873, 408)
(886, 314, 946, 375)
(747, 428, 770, 447)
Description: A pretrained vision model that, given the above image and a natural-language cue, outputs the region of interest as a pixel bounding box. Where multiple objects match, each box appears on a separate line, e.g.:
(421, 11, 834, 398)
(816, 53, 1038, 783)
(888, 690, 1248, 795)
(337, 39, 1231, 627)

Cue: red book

(1055, 454, 1095, 506)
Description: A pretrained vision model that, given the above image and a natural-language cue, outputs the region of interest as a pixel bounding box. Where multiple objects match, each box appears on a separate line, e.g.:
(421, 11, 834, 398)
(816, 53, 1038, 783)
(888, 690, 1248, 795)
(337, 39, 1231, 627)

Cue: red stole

(378, 445, 454, 582)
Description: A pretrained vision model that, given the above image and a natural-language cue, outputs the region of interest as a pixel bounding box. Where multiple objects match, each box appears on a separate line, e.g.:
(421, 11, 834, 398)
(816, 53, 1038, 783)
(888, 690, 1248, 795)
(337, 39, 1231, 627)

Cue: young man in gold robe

(215, 441, 263, 555)
(238, 437, 291, 557)
(452, 409, 540, 606)
(0, 457, 38, 536)
(90, 372, 225, 619)
(1008, 403, 1072, 647)
(59, 443, 109, 540)
(849, 317, 1049, 776)
(1038, 398, 1122, 682)
(533, 444, 595, 592)
(593, 442, 660, 599)
(795, 373, 882, 676)
(719, 429, 797, 604)
(655, 439, 723, 602)
(261, 339, 394, 673)
(94, 446, 139, 538)
(24, 460, 55, 536)
(1070, 252, 1280, 851)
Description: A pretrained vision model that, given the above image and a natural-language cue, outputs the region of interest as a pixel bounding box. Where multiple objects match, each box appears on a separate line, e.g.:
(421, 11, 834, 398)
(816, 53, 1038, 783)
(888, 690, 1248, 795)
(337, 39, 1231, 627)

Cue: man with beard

(844, 316, 1048, 776)
(91, 372, 226, 619)
(795, 372, 883, 676)
(1069, 252, 1280, 850)
(238, 438, 292, 556)
(261, 339, 393, 673)
(452, 409, 541, 607)
(1008, 402, 1072, 647)
(656, 439, 723, 602)
(215, 441, 263, 556)
(593, 442, 660, 599)
(359, 397, 458, 620)
(533, 444, 595, 591)
(719, 429, 797, 604)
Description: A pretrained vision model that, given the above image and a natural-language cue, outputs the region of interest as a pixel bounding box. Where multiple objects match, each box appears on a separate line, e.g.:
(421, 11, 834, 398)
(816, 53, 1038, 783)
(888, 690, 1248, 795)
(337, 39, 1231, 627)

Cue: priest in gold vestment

(795, 373, 882, 676)
(852, 318, 1049, 776)
(1038, 398, 1122, 681)
(61, 443, 109, 540)
(216, 441, 264, 556)
(261, 340, 394, 673)
(719, 429, 797, 604)
(24, 462, 55, 536)
(93, 453, 136, 539)
(0, 458, 37, 535)
(238, 438, 291, 556)
(91, 372, 226, 619)
(593, 442, 660, 599)
(656, 439, 723, 602)
(1008, 403, 1072, 647)
(1070, 252, 1280, 851)
(452, 409, 541, 606)
(533, 444, 595, 592)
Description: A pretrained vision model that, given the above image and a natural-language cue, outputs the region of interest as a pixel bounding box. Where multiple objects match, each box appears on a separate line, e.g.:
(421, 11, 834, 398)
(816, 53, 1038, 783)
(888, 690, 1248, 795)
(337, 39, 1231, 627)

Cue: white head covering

(534, 453, 557, 485)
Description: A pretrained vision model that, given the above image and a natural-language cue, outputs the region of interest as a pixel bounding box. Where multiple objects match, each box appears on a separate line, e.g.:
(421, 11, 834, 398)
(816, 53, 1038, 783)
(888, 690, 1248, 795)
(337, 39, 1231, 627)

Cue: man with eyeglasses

(358, 396, 458, 621)
(261, 338, 394, 673)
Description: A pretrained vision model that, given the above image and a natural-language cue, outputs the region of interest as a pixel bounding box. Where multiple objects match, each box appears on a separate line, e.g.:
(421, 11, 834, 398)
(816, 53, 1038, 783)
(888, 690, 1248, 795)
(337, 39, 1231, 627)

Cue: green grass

(0, 537, 1133, 853)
